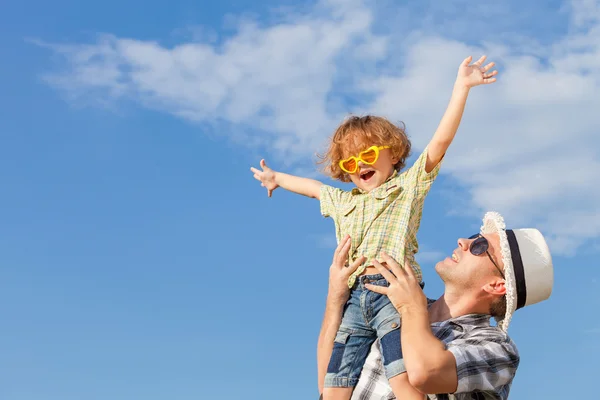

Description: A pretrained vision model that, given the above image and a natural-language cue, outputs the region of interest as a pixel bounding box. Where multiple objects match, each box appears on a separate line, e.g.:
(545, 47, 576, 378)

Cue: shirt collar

(433, 313, 493, 328)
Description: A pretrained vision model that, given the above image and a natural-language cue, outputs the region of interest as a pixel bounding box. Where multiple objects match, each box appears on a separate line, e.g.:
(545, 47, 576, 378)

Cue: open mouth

(360, 170, 376, 181)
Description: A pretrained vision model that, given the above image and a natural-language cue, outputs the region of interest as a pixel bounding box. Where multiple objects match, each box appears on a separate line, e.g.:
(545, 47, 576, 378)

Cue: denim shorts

(324, 273, 422, 388)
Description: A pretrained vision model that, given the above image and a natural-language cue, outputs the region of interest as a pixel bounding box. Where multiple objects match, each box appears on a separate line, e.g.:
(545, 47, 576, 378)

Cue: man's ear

(482, 278, 506, 296)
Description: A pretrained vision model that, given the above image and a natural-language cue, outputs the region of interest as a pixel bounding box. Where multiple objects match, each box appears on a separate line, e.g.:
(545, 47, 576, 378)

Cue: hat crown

(511, 228, 553, 307)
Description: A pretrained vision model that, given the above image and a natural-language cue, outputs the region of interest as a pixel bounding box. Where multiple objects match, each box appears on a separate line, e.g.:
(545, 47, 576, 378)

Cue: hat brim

(480, 211, 516, 331)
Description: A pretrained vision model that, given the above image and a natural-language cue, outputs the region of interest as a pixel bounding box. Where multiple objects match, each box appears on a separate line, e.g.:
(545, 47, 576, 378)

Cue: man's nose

(457, 238, 469, 250)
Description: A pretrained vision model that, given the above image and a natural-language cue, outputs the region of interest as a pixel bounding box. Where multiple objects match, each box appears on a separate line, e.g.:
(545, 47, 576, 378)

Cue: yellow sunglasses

(339, 145, 391, 174)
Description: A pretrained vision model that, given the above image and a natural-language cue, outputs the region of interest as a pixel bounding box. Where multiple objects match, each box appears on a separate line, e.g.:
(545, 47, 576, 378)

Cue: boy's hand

(456, 55, 498, 88)
(250, 159, 279, 197)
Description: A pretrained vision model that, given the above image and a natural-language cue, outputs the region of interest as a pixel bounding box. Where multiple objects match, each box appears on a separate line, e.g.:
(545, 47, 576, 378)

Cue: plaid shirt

(351, 308, 519, 400)
(320, 147, 441, 288)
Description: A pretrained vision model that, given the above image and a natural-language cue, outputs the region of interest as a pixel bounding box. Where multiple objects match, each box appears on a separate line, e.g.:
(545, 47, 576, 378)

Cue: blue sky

(1, 0, 599, 399)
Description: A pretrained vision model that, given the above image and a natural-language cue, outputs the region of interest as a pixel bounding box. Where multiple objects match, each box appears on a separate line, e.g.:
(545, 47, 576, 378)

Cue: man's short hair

(489, 294, 507, 321)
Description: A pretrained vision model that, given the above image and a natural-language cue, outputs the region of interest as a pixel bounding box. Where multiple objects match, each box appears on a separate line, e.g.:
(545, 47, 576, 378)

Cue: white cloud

(415, 250, 446, 264)
(35, 0, 600, 255)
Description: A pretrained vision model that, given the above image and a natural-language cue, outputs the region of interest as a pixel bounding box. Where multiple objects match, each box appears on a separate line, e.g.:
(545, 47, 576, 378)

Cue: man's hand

(328, 235, 364, 306)
(250, 159, 279, 197)
(456, 55, 497, 89)
(365, 252, 428, 314)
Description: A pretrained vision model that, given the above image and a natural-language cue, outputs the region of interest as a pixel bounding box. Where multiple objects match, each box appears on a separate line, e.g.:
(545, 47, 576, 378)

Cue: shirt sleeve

(446, 336, 520, 396)
(403, 146, 443, 195)
(319, 184, 353, 220)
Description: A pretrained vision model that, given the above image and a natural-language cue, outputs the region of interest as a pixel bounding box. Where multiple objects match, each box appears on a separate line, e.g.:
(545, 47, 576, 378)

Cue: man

(317, 211, 554, 399)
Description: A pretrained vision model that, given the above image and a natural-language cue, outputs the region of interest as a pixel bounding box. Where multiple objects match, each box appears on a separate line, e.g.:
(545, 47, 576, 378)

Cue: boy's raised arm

(426, 55, 498, 173)
(251, 159, 323, 199)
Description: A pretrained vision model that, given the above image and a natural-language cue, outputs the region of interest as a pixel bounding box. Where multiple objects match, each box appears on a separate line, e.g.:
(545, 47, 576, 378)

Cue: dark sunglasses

(468, 234, 505, 279)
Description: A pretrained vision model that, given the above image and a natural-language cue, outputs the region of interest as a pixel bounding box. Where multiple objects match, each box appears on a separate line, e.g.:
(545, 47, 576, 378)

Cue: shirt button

(391, 323, 398, 328)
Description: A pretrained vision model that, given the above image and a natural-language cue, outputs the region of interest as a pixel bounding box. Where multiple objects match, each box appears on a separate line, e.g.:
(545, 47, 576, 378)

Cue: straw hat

(480, 212, 554, 331)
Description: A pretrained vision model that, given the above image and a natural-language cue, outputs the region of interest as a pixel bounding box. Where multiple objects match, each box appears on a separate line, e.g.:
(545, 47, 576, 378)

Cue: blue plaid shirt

(350, 311, 519, 400)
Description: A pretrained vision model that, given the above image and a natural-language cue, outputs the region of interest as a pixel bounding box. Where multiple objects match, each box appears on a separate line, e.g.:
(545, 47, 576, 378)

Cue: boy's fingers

(462, 55, 472, 66)
(260, 159, 269, 170)
(475, 55, 487, 66)
(482, 61, 495, 72)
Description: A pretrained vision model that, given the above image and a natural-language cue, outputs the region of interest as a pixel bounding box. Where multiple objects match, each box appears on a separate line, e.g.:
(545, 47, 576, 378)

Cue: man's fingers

(260, 159, 269, 170)
(333, 235, 351, 265)
(268, 189, 273, 197)
(380, 252, 406, 279)
(346, 255, 365, 274)
(403, 259, 418, 281)
(253, 173, 262, 182)
(371, 260, 396, 283)
(250, 167, 261, 174)
(462, 55, 473, 66)
(364, 283, 387, 295)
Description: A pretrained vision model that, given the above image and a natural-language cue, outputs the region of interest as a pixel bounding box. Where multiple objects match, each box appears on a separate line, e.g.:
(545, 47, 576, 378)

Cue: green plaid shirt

(320, 147, 442, 288)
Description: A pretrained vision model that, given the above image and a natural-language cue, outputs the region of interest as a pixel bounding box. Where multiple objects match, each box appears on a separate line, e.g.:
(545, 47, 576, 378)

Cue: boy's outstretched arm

(426, 55, 498, 173)
(250, 159, 323, 199)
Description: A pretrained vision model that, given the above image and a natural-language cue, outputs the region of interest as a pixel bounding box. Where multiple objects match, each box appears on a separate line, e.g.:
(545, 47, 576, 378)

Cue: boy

(251, 56, 497, 399)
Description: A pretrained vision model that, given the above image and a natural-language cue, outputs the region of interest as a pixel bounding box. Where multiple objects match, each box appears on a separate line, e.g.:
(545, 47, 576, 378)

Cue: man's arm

(317, 236, 364, 394)
(366, 253, 518, 396)
(251, 159, 323, 199)
(399, 308, 458, 393)
(364, 255, 459, 393)
(426, 55, 498, 173)
(316, 291, 346, 393)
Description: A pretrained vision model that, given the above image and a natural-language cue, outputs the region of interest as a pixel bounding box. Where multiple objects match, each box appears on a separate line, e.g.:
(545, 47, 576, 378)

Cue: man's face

(436, 233, 505, 289)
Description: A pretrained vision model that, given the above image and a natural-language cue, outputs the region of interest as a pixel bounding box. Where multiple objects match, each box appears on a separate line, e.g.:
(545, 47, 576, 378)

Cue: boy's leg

(323, 286, 375, 398)
(322, 387, 353, 400)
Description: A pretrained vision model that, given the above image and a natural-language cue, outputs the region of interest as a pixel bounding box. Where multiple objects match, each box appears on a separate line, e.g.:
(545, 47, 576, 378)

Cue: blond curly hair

(317, 115, 412, 182)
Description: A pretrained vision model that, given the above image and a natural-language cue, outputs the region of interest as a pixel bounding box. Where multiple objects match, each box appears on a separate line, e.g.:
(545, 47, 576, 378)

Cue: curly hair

(317, 115, 412, 182)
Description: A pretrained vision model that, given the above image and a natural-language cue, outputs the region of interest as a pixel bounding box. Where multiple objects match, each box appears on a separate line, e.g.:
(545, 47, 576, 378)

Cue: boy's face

(343, 144, 398, 192)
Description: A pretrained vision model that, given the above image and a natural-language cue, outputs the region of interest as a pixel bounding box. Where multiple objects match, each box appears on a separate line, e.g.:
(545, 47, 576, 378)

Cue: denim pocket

(379, 318, 402, 366)
(327, 329, 351, 373)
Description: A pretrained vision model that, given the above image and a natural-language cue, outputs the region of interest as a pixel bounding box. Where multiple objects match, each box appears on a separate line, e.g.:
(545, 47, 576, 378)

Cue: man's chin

(434, 261, 451, 277)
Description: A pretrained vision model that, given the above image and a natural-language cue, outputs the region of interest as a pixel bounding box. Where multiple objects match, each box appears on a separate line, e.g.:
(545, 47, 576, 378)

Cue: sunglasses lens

(470, 237, 488, 256)
(342, 158, 357, 173)
(361, 148, 378, 163)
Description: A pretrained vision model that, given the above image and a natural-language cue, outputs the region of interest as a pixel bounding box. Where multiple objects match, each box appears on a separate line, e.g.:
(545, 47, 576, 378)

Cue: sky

(0, 0, 598, 399)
